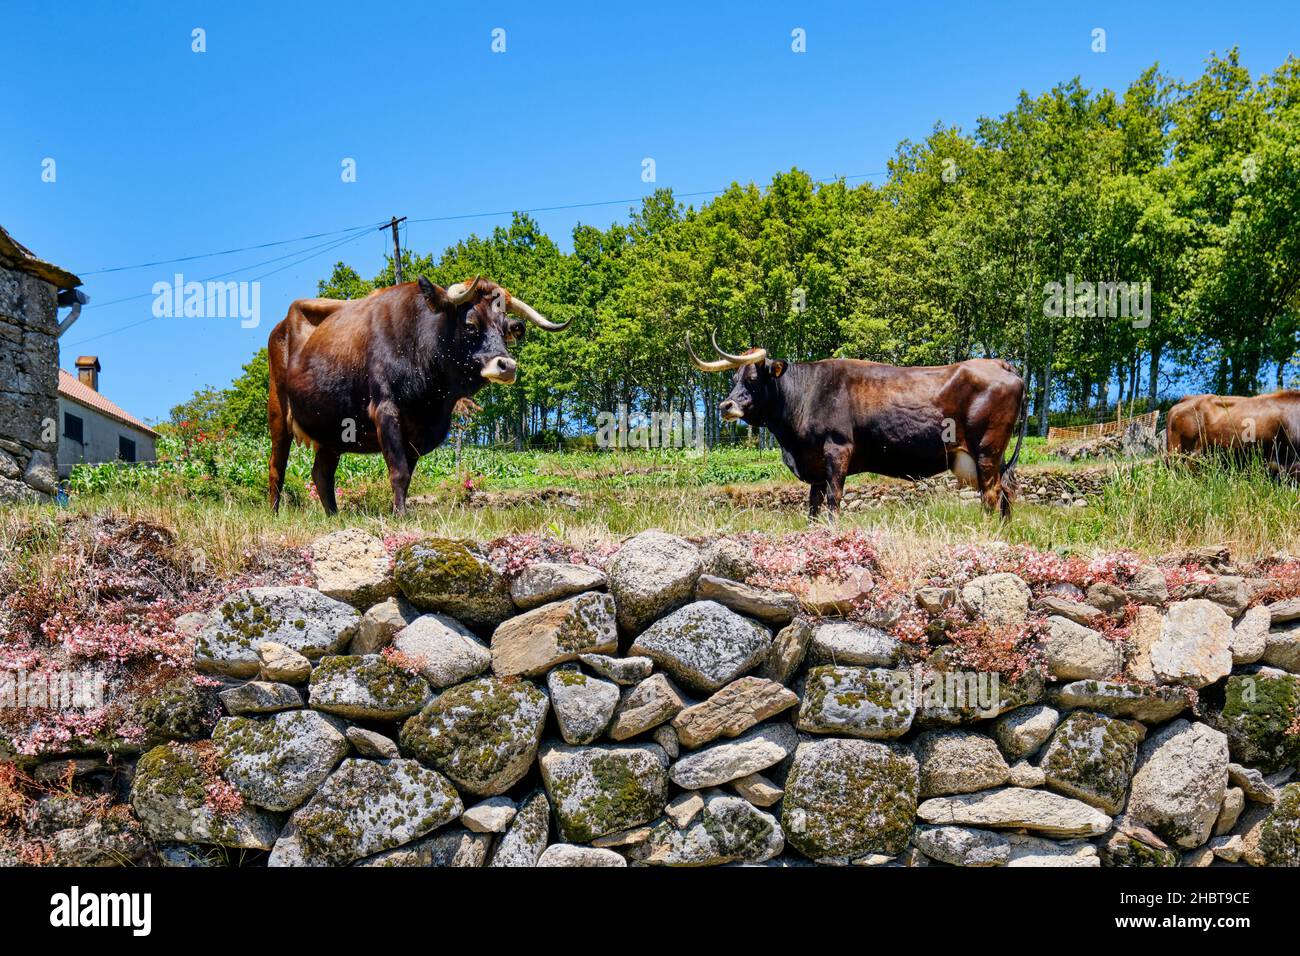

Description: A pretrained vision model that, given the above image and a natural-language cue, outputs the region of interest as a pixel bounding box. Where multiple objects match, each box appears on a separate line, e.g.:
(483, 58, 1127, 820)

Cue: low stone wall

(4, 528, 1299, 868)
(715, 467, 1112, 512)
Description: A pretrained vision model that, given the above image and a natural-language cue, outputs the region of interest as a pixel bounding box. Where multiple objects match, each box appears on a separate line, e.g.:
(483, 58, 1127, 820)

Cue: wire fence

(1047, 409, 1161, 444)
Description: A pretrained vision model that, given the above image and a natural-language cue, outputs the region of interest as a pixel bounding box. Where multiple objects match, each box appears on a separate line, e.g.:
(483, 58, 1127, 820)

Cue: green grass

(63, 434, 1076, 504)
(6, 442, 1295, 584)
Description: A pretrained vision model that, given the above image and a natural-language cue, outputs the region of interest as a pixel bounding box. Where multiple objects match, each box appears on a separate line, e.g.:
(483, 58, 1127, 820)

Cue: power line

(75, 220, 393, 276)
(63, 170, 892, 348)
(64, 228, 375, 348)
(76, 226, 378, 312)
(73, 171, 891, 277)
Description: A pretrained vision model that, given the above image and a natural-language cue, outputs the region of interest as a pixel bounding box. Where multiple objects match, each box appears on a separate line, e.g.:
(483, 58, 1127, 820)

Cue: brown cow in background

(687, 333, 1029, 519)
(1165, 390, 1300, 480)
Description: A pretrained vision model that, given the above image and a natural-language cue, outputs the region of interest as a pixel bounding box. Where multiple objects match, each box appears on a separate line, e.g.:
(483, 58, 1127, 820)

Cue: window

(118, 436, 136, 463)
(64, 412, 84, 444)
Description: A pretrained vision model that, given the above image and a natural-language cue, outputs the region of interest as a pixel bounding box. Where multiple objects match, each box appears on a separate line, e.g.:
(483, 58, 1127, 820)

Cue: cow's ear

(769, 360, 787, 378)
(417, 276, 442, 305)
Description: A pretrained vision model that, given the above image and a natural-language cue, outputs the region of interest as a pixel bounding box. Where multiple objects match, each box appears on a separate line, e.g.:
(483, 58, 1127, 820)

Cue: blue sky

(2, 0, 1296, 422)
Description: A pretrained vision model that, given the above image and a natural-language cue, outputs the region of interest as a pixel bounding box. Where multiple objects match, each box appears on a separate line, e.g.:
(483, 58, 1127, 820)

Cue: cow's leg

(808, 482, 826, 519)
(822, 443, 851, 520)
(268, 408, 292, 512)
(267, 324, 292, 512)
(975, 452, 1009, 519)
(372, 401, 414, 515)
(311, 448, 341, 516)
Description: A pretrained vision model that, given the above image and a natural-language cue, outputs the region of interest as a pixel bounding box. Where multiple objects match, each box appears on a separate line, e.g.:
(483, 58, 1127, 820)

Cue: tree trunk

(1148, 344, 1161, 403)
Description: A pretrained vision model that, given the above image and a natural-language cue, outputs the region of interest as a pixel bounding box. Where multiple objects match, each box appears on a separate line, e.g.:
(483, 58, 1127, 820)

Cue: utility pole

(382, 216, 407, 283)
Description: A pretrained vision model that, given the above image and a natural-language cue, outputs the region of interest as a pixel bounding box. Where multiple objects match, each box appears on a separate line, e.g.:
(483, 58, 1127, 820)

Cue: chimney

(75, 355, 101, 392)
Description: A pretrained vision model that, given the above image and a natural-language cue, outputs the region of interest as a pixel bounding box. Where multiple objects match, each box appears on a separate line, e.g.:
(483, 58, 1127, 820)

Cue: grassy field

(2, 434, 1296, 585)
(60, 433, 1074, 501)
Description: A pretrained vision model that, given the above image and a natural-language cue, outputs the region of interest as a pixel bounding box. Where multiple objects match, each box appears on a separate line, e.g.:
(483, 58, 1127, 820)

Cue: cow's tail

(1002, 375, 1030, 478)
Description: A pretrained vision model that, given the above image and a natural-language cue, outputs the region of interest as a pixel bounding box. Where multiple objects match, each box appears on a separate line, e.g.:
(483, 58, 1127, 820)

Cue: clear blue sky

(2, 1, 1296, 422)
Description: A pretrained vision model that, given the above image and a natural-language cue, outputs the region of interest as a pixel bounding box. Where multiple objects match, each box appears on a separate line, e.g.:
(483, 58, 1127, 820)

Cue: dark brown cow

(1165, 391, 1300, 479)
(268, 277, 567, 514)
(688, 333, 1028, 518)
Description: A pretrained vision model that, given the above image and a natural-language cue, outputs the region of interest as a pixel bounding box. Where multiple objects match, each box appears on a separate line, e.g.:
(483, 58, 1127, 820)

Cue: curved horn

(506, 295, 569, 331)
(686, 331, 740, 373)
(443, 279, 477, 305)
(710, 330, 766, 365)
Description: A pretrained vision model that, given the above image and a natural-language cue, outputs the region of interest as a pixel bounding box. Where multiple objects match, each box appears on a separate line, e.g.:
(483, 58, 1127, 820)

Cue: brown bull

(268, 277, 567, 514)
(1165, 391, 1300, 479)
(687, 333, 1029, 518)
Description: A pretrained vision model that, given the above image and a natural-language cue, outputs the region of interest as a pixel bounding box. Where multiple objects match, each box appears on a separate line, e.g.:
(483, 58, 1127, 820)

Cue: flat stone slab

(510, 562, 607, 611)
(628, 600, 771, 694)
(669, 722, 798, 789)
(671, 677, 798, 749)
(917, 787, 1113, 837)
(1052, 680, 1189, 724)
(196, 587, 360, 677)
(491, 592, 618, 677)
(695, 574, 799, 626)
(218, 681, 303, 715)
(806, 621, 902, 668)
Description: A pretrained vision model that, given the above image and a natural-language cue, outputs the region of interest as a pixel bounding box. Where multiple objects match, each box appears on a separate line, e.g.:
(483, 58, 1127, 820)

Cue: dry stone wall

(6, 528, 1300, 868)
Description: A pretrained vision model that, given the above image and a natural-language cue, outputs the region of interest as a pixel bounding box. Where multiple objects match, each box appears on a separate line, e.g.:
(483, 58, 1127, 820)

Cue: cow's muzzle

(481, 356, 518, 384)
(719, 400, 744, 422)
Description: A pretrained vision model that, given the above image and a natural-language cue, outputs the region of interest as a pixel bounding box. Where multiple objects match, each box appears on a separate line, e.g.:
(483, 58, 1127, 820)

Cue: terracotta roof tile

(58, 370, 159, 437)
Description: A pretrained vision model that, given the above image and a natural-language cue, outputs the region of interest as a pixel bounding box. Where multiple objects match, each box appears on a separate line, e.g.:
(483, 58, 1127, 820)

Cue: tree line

(173, 50, 1300, 446)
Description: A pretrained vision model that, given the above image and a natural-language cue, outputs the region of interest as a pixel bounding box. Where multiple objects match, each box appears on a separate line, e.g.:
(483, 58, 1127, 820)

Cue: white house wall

(58, 397, 157, 475)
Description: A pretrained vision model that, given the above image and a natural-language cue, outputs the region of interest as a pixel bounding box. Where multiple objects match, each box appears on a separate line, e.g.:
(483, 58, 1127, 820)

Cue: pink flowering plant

(486, 532, 591, 576)
(746, 527, 881, 594)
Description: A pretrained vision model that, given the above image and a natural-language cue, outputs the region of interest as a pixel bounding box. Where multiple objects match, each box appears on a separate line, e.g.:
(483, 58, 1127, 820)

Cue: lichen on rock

(393, 537, 514, 627)
(400, 675, 548, 796)
(782, 738, 919, 862)
(308, 654, 432, 721)
(539, 742, 670, 843)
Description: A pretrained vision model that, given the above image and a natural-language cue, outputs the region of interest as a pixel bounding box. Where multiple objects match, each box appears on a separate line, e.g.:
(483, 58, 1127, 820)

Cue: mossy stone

(308, 654, 432, 720)
(399, 676, 548, 796)
(782, 738, 918, 862)
(538, 742, 671, 843)
(393, 538, 513, 627)
(1040, 711, 1144, 814)
(1210, 673, 1300, 773)
(1259, 783, 1300, 867)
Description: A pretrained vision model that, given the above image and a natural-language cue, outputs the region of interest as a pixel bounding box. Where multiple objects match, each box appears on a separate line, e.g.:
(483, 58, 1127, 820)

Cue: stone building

(0, 224, 83, 503)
